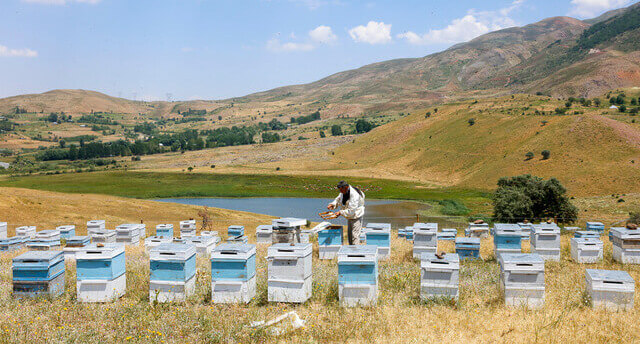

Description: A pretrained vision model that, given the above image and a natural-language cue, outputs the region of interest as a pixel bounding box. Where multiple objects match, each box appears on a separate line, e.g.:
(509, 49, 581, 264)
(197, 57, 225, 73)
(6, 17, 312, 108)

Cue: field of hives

(1, 187, 640, 343)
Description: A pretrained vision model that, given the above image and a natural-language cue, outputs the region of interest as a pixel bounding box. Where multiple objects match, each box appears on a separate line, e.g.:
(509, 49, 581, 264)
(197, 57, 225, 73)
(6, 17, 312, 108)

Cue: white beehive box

(267, 243, 313, 303)
(16, 226, 36, 239)
(180, 220, 197, 237)
(145, 236, 173, 250)
(90, 229, 116, 243)
(338, 245, 379, 307)
(586, 269, 635, 311)
(186, 236, 216, 257)
(200, 231, 219, 238)
(610, 228, 640, 264)
(499, 253, 545, 309)
(0, 222, 7, 240)
(76, 243, 126, 303)
(466, 222, 490, 238)
(87, 220, 105, 235)
(272, 218, 307, 228)
(531, 224, 561, 261)
(115, 224, 142, 245)
(210, 244, 256, 304)
(413, 223, 438, 259)
(570, 238, 603, 263)
(420, 253, 460, 300)
(256, 225, 273, 244)
(149, 243, 197, 303)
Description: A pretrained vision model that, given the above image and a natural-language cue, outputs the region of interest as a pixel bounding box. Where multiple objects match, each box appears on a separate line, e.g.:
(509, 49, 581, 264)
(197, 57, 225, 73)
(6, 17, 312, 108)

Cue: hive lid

(272, 218, 306, 228)
(441, 228, 457, 233)
(116, 223, 142, 230)
(455, 237, 480, 244)
(186, 236, 215, 245)
(532, 224, 560, 234)
(571, 237, 602, 244)
(366, 223, 391, 230)
(256, 225, 273, 231)
(575, 231, 600, 236)
(586, 269, 634, 282)
(13, 250, 63, 262)
(420, 252, 459, 263)
(213, 243, 255, 254)
(87, 220, 105, 226)
(268, 243, 312, 256)
(151, 243, 196, 257)
(16, 226, 36, 230)
(56, 225, 75, 231)
(36, 230, 61, 237)
(79, 243, 125, 256)
(156, 224, 173, 229)
(338, 245, 378, 255)
(586, 222, 605, 226)
(499, 253, 544, 264)
(92, 229, 116, 236)
(494, 223, 521, 231)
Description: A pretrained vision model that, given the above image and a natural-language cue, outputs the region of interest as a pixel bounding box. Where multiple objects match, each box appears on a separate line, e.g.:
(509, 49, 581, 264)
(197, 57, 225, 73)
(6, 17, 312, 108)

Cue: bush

(355, 119, 375, 133)
(525, 152, 534, 160)
(541, 150, 550, 160)
(468, 118, 475, 126)
(331, 125, 343, 136)
(493, 175, 578, 223)
(619, 105, 627, 113)
(261, 132, 281, 143)
(319, 131, 326, 138)
(438, 200, 470, 216)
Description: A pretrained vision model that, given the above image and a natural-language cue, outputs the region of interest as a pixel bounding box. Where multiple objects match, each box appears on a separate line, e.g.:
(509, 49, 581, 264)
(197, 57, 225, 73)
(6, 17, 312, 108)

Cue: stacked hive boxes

(227, 235, 248, 244)
(145, 236, 172, 250)
(586, 222, 606, 232)
(56, 225, 75, 240)
(115, 224, 142, 245)
(420, 253, 460, 300)
(256, 225, 273, 244)
(338, 245, 378, 307)
(76, 243, 126, 303)
(16, 226, 36, 239)
(12, 251, 65, 298)
(27, 230, 62, 250)
(318, 225, 343, 259)
(149, 243, 197, 303)
(465, 222, 489, 238)
(185, 236, 216, 257)
(571, 237, 603, 263)
(267, 243, 313, 303)
(499, 253, 545, 308)
(365, 223, 391, 260)
(517, 223, 533, 241)
(180, 220, 197, 237)
(155, 224, 173, 238)
(0, 236, 27, 252)
(585, 269, 635, 310)
(91, 229, 116, 243)
(227, 225, 248, 243)
(272, 218, 306, 244)
(493, 224, 522, 259)
(455, 237, 480, 260)
(200, 231, 219, 238)
(438, 228, 457, 241)
(413, 223, 438, 259)
(0, 222, 7, 239)
(530, 224, 561, 261)
(210, 243, 256, 303)
(86, 220, 105, 235)
(610, 227, 640, 264)
(398, 226, 413, 240)
(574, 231, 600, 239)
(63, 236, 91, 260)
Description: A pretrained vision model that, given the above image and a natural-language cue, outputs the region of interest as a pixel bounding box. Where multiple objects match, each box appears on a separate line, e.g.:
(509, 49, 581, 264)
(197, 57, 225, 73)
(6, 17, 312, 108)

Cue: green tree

(619, 105, 627, 113)
(541, 150, 551, 160)
(319, 131, 326, 138)
(493, 175, 578, 223)
(594, 98, 601, 107)
(525, 152, 534, 160)
(616, 95, 625, 105)
(631, 98, 638, 106)
(468, 118, 476, 126)
(355, 119, 375, 133)
(565, 101, 572, 108)
(331, 125, 343, 136)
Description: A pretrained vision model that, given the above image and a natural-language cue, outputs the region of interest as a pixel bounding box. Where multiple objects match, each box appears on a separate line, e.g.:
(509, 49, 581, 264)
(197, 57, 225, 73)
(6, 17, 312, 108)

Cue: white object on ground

(249, 311, 306, 335)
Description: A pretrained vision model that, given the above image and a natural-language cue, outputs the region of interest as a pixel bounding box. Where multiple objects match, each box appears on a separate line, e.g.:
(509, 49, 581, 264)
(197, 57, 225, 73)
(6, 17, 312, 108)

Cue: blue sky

(0, 0, 634, 100)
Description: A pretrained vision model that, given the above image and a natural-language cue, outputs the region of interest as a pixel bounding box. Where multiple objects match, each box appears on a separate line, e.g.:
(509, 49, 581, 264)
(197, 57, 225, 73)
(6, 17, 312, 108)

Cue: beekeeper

(327, 181, 365, 245)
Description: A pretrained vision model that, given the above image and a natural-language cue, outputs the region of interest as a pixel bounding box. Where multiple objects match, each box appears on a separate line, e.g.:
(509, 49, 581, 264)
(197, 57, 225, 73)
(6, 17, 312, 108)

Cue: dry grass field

(1, 187, 640, 343)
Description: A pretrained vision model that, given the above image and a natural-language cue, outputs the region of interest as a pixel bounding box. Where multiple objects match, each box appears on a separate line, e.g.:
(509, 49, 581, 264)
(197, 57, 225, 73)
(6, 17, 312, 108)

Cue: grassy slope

(2, 188, 640, 342)
(333, 95, 640, 196)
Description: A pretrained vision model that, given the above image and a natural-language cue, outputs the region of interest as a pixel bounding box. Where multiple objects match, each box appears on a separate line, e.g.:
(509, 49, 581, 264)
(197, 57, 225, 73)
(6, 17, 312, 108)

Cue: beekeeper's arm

(327, 194, 341, 210)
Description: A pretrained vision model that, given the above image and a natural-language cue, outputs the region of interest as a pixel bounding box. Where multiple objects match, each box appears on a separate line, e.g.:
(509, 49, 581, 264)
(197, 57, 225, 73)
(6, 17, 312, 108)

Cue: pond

(155, 197, 435, 228)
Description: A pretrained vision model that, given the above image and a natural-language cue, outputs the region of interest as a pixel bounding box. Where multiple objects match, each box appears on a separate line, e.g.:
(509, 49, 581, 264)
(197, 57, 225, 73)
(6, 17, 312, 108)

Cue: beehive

(272, 218, 306, 244)
(200, 231, 220, 238)
(86, 220, 105, 235)
(574, 231, 601, 239)
(499, 253, 545, 309)
(90, 229, 116, 244)
(56, 225, 76, 240)
(226, 235, 248, 244)
(155, 224, 174, 238)
(338, 245, 378, 307)
(610, 228, 640, 264)
(318, 225, 343, 260)
(365, 224, 391, 260)
(494, 224, 522, 259)
(115, 224, 142, 245)
(530, 224, 561, 261)
(420, 253, 460, 300)
(149, 243, 197, 303)
(455, 237, 480, 260)
(465, 222, 489, 238)
(27, 230, 62, 251)
(267, 243, 313, 303)
(76, 243, 126, 303)
(585, 269, 635, 311)
(517, 223, 534, 240)
(63, 236, 91, 260)
(437, 228, 457, 241)
(0, 236, 27, 252)
(211, 243, 256, 304)
(256, 225, 273, 244)
(571, 237, 603, 263)
(16, 226, 36, 239)
(179, 220, 197, 237)
(12, 251, 65, 298)
(227, 225, 245, 237)
(413, 223, 438, 259)
(586, 222, 606, 232)
(185, 236, 216, 257)
(145, 236, 173, 250)
(0, 222, 7, 240)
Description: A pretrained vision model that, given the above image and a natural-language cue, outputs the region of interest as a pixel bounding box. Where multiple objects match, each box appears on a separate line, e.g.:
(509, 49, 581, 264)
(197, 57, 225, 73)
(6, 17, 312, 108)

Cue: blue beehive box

(338, 246, 379, 285)
(211, 243, 256, 282)
(56, 226, 76, 240)
(438, 228, 457, 241)
(586, 222, 605, 232)
(0, 236, 27, 251)
(227, 226, 245, 237)
(156, 224, 174, 238)
(575, 231, 601, 239)
(318, 226, 343, 246)
(76, 244, 126, 281)
(12, 251, 65, 297)
(66, 236, 91, 247)
(494, 224, 522, 251)
(150, 243, 196, 282)
(365, 226, 391, 260)
(455, 237, 481, 259)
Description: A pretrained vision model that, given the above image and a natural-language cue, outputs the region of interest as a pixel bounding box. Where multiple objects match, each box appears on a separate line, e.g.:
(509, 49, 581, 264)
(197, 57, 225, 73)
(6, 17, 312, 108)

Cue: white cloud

(568, 0, 630, 18)
(0, 44, 38, 58)
(309, 25, 337, 44)
(397, 1, 522, 46)
(22, 0, 101, 4)
(267, 38, 315, 52)
(349, 21, 392, 45)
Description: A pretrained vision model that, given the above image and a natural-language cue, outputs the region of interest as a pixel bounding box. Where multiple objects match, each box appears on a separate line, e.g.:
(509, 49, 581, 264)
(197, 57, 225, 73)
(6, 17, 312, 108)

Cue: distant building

(609, 105, 619, 109)
(0, 162, 10, 169)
